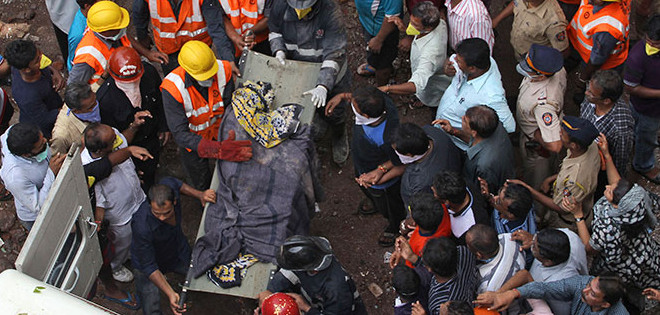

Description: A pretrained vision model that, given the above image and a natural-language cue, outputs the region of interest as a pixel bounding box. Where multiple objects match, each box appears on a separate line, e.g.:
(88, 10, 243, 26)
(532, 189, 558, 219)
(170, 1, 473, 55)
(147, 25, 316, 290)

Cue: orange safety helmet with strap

(161, 60, 233, 141)
(73, 30, 132, 84)
(146, 0, 213, 55)
(218, 0, 268, 56)
(567, 0, 630, 70)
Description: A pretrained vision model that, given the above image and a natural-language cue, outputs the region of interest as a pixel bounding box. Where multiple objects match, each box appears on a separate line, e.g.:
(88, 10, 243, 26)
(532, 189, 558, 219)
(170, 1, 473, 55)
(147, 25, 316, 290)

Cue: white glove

(275, 50, 286, 65)
(303, 85, 328, 108)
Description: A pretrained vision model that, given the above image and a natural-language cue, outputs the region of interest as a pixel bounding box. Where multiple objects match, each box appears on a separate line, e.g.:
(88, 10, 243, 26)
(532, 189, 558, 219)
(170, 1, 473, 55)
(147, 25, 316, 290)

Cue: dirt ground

(1, 0, 660, 314)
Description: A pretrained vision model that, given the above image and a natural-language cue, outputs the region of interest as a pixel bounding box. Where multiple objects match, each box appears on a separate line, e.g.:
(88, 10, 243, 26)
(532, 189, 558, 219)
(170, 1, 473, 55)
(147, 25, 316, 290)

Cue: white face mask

(351, 102, 381, 125)
(395, 149, 427, 164)
(115, 78, 142, 108)
(516, 64, 543, 80)
(198, 78, 214, 87)
(99, 28, 127, 42)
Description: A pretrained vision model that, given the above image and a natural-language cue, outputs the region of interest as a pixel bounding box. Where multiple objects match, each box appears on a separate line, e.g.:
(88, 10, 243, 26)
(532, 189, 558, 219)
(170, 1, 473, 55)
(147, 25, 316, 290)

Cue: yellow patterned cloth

(207, 253, 259, 288)
(232, 81, 302, 148)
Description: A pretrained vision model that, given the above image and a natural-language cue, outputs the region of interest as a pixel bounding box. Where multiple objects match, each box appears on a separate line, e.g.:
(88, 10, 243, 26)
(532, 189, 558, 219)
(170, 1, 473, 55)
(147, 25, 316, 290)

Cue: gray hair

(591, 69, 623, 103)
(411, 1, 440, 29)
(64, 81, 93, 111)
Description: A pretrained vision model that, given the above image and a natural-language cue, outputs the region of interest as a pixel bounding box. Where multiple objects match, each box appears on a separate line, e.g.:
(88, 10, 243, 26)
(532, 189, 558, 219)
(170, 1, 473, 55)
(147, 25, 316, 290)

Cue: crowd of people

(1, 0, 660, 314)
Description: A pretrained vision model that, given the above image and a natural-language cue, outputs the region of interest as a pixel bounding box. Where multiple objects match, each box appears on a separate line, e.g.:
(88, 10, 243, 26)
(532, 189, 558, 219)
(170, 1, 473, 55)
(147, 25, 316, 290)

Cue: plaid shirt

(580, 97, 634, 176)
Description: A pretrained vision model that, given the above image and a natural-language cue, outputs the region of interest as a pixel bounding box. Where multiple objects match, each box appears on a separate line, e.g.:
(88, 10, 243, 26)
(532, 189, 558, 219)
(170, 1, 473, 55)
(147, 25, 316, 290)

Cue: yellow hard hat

(178, 41, 219, 81)
(87, 1, 130, 33)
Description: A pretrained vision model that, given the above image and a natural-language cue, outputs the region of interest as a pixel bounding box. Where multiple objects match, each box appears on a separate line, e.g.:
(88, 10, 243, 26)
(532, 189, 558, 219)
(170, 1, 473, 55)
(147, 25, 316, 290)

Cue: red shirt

(406, 205, 452, 267)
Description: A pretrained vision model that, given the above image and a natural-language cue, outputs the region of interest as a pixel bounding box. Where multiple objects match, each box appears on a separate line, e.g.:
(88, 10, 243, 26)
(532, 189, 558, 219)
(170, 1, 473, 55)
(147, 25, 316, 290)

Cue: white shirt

(45, 0, 79, 34)
(81, 128, 145, 226)
(408, 20, 452, 107)
(449, 188, 476, 238)
(0, 127, 55, 222)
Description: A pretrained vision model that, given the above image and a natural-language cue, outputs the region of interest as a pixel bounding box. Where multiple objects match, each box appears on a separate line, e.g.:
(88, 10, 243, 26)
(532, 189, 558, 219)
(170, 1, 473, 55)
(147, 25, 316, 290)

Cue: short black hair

(411, 1, 440, 29)
(7, 123, 41, 156)
(536, 229, 570, 265)
(647, 14, 660, 41)
(432, 171, 466, 204)
(567, 134, 590, 151)
(352, 86, 385, 118)
(148, 184, 176, 207)
(394, 123, 430, 155)
(4, 40, 37, 69)
(76, 0, 97, 9)
(611, 178, 633, 206)
(591, 70, 623, 103)
(503, 183, 533, 220)
(65, 82, 93, 111)
(410, 192, 444, 232)
(83, 123, 112, 153)
(598, 275, 625, 306)
(392, 265, 420, 303)
(455, 38, 490, 70)
(466, 224, 498, 256)
(465, 105, 498, 138)
(422, 237, 457, 277)
(446, 301, 475, 315)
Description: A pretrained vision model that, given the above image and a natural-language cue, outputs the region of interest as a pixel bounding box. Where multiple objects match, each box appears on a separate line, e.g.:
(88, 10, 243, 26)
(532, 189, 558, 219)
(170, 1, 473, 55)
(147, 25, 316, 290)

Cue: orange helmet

(108, 47, 143, 82)
(261, 293, 301, 315)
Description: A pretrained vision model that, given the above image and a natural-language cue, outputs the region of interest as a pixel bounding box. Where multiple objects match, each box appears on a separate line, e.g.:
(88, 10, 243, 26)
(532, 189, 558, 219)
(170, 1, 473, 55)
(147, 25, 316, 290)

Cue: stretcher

(179, 50, 322, 302)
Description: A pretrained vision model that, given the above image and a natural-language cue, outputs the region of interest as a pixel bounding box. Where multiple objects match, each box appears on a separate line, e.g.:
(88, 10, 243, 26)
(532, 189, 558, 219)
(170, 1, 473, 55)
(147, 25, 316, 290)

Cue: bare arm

(496, 269, 534, 292)
(492, 1, 514, 29)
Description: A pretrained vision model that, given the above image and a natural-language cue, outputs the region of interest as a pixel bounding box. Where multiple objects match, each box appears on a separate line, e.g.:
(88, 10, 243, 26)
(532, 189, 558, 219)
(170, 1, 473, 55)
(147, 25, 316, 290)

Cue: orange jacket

(146, 0, 213, 54)
(567, 0, 630, 69)
(218, 0, 268, 56)
(160, 60, 232, 141)
(72, 31, 131, 84)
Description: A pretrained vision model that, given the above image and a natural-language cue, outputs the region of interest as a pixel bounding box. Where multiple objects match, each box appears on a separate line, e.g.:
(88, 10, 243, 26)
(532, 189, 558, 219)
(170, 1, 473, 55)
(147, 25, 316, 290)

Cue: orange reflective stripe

(221, 0, 268, 56)
(148, 0, 212, 54)
(73, 32, 131, 84)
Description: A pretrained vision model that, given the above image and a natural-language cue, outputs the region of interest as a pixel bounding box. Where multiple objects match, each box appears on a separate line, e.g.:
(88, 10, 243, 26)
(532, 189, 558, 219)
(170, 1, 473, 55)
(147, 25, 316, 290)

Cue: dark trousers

(135, 261, 189, 315)
(179, 146, 213, 190)
(162, 52, 180, 76)
(359, 180, 405, 233)
(52, 22, 69, 62)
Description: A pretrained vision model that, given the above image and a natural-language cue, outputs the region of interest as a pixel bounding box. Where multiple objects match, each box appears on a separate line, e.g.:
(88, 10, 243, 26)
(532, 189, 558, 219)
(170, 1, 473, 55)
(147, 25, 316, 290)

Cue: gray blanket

(191, 105, 323, 278)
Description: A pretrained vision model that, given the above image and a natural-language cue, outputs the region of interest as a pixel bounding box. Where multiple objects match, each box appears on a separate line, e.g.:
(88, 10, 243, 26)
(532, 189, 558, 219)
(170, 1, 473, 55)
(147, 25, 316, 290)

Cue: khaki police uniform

(511, 0, 570, 59)
(517, 68, 566, 194)
(547, 142, 600, 231)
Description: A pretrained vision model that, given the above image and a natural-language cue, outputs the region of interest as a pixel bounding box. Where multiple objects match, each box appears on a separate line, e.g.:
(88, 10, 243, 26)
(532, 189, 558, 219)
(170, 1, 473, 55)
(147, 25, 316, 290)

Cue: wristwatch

(575, 216, 585, 222)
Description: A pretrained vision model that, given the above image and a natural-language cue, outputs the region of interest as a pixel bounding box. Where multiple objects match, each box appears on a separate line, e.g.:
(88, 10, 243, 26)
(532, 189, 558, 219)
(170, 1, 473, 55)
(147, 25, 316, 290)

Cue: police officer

(257, 235, 367, 314)
(492, 0, 569, 60)
(516, 44, 566, 211)
(268, 0, 350, 165)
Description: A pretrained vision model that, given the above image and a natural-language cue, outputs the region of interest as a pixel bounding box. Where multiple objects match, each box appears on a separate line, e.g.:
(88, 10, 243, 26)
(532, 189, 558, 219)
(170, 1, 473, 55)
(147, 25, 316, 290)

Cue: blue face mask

(33, 143, 49, 163)
(73, 101, 101, 123)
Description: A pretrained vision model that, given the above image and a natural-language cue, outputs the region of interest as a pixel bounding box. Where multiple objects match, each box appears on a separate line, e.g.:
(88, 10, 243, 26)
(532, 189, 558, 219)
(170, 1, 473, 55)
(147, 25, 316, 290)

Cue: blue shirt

(518, 275, 629, 315)
(11, 68, 62, 138)
(434, 57, 515, 150)
(67, 10, 86, 71)
(355, 0, 402, 36)
(130, 177, 191, 276)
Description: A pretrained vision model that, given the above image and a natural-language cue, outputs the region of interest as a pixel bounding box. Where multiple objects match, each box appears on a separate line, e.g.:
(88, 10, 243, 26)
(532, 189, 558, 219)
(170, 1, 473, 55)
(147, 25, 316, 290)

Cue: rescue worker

(132, 0, 239, 76)
(268, 0, 351, 165)
(491, 0, 570, 59)
(219, 0, 272, 59)
(568, 0, 630, 85)
(515, 44, 566, 222)
(68, 1, 167, 86)
(257, 235, 368, 314)
(97, 47, 168, 193)
(161, 40, 252, 190)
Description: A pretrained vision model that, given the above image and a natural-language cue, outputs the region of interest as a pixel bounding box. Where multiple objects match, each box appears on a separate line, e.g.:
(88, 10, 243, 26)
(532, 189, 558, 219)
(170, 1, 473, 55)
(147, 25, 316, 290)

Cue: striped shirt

(445, 0, 495, 52)
(477, 234, 526, 293)
(427, 246, 480, 315)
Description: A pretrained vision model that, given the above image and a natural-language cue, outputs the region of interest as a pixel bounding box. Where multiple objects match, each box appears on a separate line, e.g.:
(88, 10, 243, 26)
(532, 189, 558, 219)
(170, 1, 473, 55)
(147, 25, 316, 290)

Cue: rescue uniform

(548, 143, 600, 231)
(568, 0, 630, 70)
(133, 0, 235, 74)
(267, 0, 350, 128)
(510, 0, 569, 59)
(517, 68, 566, 193)
(68, 31, 131, 85)
(161, 60, 233, 190)
(219, 0, 272, 58)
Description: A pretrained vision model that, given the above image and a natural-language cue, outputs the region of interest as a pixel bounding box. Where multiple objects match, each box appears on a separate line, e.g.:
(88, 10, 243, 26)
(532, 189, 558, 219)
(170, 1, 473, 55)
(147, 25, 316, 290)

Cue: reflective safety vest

(160, 60, 232, 141)
(219, 0, 268, 56)
(73, 30, 131, 84)
(567, 0, 629, 70)
(146, 0, 213, 54)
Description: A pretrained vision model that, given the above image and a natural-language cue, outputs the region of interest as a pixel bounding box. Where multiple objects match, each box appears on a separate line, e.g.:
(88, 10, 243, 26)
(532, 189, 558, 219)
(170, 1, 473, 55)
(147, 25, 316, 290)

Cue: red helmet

(261, 293, 300, 315)
(108, 46, 143, 82)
